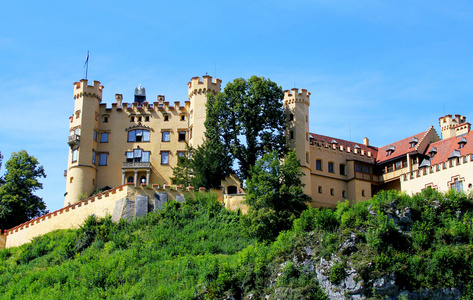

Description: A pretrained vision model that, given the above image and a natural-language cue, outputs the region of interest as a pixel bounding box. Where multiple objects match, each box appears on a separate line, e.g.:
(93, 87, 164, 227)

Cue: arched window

(127, 176, 134, 183)
(140, 176, 147, 185)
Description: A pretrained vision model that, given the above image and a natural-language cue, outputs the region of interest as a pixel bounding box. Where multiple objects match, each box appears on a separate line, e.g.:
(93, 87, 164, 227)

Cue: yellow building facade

(64, 76, 473, 209)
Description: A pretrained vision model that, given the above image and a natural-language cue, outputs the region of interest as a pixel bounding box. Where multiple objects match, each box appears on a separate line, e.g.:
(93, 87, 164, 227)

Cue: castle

(1, 75, 472, 249)
(65, 75, 473, 208)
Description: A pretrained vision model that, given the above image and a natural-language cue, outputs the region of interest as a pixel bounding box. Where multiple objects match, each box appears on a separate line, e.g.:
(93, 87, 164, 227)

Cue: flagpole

(84, 51, 89, 80)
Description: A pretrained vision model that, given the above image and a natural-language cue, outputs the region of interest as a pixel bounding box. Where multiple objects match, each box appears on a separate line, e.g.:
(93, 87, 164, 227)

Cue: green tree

(243, 150, 310, 240)
(172, 141, 232, 190)
(206, 76, 286, 180)
(0, 150, 48, 229)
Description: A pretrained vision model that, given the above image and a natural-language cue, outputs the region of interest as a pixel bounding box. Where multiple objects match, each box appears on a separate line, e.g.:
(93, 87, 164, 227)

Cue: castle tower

(439, 114, 467, 140)
(64, 79, 103, 206)
(187, 75, 222, 147)
(283, 88, 312, 196)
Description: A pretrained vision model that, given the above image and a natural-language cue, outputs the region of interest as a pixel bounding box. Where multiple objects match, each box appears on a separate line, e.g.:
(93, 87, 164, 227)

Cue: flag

(84, 51, 89, 68)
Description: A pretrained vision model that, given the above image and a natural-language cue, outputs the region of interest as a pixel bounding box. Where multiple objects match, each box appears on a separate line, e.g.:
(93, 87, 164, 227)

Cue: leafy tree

(172, 141, 232, 189)
(206, 76, 286, 179)
(243, 150, 310, 240)
(0, 150, 48, 229)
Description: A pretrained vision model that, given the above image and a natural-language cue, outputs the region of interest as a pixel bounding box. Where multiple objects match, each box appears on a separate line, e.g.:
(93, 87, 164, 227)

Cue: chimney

(363, 137, 369, 146)
(115, 94, 123, 107)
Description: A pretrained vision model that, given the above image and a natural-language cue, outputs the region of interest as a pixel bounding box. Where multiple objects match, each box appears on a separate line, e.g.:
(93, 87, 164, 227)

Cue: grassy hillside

(0, 190, 472, 299)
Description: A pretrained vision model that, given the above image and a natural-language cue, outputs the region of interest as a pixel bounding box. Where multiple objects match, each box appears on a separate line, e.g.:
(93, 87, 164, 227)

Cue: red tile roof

(376, 130, 429, 163)
(424, 130, 473, 165)
(309, 133, 378, 157)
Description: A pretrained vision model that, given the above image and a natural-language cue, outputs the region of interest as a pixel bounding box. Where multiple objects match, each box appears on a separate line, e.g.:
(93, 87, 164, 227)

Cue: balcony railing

(122, 162, 151, 169)
(67, 134, 80, 148)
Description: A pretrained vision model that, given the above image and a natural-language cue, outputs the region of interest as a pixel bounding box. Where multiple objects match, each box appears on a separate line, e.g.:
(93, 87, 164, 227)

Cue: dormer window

(386, 145, 395, 156)
(458, 137, 467, 149)
(409, 137, 419, 148)
(429, 147, 437, 158)
(331, 140, 338, 145)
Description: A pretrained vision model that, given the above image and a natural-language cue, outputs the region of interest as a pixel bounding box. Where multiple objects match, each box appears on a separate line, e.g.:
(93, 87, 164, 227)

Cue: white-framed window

(100, 132, 109, 143)
(128, 129, 150, 142)
(99, 153, 107, 166)
(162, 131, 170, 142)
(161, 152, 169, 165)
(126, 149, 150, 162)
(72, 149, 78, 162)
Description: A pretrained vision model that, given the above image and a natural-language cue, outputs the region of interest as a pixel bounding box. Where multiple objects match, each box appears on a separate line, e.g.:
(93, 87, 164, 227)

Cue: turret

(65, 79, 103, 206)
(439, 114, 469, 140)
(187, 75, 222, 147)
(283, 88, 311, 196)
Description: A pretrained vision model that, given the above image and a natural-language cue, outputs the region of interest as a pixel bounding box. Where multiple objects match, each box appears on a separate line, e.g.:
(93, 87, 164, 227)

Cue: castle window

(362, 190, 366, 197)
(94, 130, 97, 141)
(164, 114, 169, 121)
(138, 116, 142, 122)
(451, 178, 463, 193)
(72, 149, 78, 162)
(100, 132, 109, 143)
(70, 177, 73, 184)
(339, 164, 346, 175)
(127, 176, 134, 183)
(395, 161, 402, 170)
(162, 131, 170, 142)
(130, 116, 135, 122)
(316, 159, 322, 171)
(161, 152, 169, 165)
(178, 151, 186, 157)
(289, 114, 294, 121)
(342, 190, 346, 198)
(464, 156, 468, 163)
(318, 186, 322, 194)
(140, 176, 147, 185)
(330, 188, 334, 196)
(178, 131, 186, 142)
(103, 116, 108, 123)
(128, 129, 150, 142)
(180, 114, 186, 121)
(328, 162, 334, 173)
(290, 130, 294, 140)
(126, 149, 150, 162)
(306, 115, 308, 122)
(145, 116, 150, 122)
(99, 153, 108, 166)
(92, 151, 96, 164)
(306, 132, 309, 141)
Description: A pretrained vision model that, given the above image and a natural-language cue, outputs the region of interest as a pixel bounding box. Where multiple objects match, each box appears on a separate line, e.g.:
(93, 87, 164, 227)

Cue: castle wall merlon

(187, 75, 222, 98)
(74, 79, 103, 101)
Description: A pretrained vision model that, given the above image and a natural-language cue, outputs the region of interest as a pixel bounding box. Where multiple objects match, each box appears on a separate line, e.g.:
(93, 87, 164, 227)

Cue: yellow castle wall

(401, 154, 473, 194)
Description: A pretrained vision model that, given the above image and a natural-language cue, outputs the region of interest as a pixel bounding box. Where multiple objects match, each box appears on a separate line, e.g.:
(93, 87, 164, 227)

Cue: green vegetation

(0, 150, 48, 229)
(205, 76, 286, 179)
(243, 150, 311, 240)
(1, 190, 473, 299)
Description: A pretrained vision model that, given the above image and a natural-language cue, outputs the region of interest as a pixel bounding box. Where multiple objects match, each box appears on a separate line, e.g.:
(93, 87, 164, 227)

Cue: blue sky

(1, 1, 473, 212)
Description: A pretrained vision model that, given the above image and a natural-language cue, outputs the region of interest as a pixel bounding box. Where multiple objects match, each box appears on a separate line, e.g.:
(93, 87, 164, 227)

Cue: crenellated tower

(283, 88, 312, 196)
(64, 79, 103, 206)
(439, 114, 469, 140)
(187, 75, 222, 147)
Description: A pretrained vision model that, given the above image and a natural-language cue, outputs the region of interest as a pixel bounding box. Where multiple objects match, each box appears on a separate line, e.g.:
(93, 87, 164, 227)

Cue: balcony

(122, 162, 151, 169)
(67, 134, 80, 148)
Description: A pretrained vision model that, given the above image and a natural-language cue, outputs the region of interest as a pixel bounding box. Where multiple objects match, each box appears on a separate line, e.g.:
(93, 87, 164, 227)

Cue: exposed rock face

(111, 193, 169, 222)
(270, 245, 462, 300)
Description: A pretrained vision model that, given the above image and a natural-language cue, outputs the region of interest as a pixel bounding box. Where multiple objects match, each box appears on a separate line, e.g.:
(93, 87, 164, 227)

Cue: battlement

(439, 114, 469, 139)
(283, 88, 310, 106)
(73, 79, 103, 101)
(187, 75, 222, 98)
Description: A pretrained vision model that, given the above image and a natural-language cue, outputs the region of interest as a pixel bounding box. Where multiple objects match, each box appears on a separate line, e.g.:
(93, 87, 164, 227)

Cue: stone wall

(1, 183, 245, 249)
